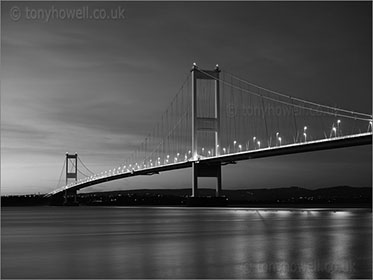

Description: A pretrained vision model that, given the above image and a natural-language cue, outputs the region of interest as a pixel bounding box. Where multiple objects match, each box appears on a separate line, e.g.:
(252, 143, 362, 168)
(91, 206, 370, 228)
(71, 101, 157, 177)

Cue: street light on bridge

(337, 119, 341, 137)
(332, 126, 337, 138)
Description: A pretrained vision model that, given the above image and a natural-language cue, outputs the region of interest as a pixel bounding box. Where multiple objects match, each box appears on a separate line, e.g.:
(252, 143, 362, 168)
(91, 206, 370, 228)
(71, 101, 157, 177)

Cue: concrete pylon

(64, 153, 78, 205)
(191, 64, 222, 197)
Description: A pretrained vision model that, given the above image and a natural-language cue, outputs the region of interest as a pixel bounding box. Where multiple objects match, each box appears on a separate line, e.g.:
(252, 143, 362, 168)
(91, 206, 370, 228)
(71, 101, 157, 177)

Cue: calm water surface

(1, 207, 372, 279)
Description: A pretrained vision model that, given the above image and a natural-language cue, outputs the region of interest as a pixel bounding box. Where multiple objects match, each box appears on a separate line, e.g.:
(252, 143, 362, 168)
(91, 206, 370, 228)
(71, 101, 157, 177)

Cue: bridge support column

(64, 153, 79, 206)
(192, 162, 199, 197)
(216, 165, 222, 197)
(192, 162, 222, 197)
(63, 189, 78, 206)
(190, 63, 222, 198)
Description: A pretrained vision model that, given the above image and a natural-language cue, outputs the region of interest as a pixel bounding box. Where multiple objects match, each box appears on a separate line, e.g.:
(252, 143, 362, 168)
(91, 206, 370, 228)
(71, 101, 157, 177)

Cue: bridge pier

(191, 64, 222, 199)
(63, 153, 79, 206)
(192, 162, 222, 197)
(63, 189, 79, 206)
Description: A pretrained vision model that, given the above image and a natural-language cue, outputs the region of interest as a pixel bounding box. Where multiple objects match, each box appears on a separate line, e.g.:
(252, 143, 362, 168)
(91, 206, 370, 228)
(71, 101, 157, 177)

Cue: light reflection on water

(1, 207, 371, 279)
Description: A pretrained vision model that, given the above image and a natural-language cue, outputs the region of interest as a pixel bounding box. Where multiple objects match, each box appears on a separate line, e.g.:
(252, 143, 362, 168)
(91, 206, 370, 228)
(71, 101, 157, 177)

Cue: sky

(1, 1, 372, 195)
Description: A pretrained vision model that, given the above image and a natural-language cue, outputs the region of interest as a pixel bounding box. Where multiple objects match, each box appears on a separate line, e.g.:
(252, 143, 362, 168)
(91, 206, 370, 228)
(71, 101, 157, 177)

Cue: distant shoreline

(1, 202, 372, 210)
(2, 186, 371, 208)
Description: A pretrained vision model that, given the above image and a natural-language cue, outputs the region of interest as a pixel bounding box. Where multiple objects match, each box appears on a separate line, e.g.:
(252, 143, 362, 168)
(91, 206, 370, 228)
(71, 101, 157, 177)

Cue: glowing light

(304, 126, 307, 131)
(233, 140, 237, 145)
(337, 119, 341, 124)
(332, 211, 351, 217)
(257, 141, 261, 148)
(238, 144, 242, 151)
(276, 210, 291, 217)
(332, 127, 336, 132)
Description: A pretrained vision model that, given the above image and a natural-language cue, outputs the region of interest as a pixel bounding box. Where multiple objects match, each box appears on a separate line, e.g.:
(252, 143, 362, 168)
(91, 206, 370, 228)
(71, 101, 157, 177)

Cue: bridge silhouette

(47, 64, 372, 204)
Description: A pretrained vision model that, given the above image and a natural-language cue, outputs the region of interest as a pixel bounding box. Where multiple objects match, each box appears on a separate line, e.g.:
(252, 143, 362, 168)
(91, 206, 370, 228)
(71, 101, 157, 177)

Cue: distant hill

(2, 186, 371, 207)
(76, 185, 371, 206)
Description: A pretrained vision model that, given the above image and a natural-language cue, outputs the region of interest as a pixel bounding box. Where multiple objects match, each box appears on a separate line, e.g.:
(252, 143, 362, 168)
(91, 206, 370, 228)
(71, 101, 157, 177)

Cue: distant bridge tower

(191, 64, 222, 197)
(64, 153, 78, 205)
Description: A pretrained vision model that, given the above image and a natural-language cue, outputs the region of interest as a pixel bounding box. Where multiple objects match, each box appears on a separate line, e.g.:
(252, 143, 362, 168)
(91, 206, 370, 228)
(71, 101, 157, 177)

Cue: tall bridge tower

(64, 153, 78, 205)
(191, 64, 222, 197)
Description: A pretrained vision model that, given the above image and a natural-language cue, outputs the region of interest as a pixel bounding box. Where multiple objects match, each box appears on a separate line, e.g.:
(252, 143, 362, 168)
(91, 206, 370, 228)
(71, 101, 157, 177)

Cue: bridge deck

(48, 132, 372, 196)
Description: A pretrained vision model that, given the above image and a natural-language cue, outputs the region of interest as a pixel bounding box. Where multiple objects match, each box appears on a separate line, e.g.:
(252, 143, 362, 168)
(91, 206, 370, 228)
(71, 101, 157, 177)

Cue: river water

(1, 207, 371, 279)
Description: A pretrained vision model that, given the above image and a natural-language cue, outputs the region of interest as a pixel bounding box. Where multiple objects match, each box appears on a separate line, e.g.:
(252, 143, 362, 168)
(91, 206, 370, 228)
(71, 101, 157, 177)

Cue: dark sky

(1, 1, 372, 195)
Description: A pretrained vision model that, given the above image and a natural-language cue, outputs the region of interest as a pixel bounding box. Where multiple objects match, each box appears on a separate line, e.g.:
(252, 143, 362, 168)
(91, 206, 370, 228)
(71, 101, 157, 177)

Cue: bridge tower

(64, 152, 78, 205)
(191, 64, 222, 197)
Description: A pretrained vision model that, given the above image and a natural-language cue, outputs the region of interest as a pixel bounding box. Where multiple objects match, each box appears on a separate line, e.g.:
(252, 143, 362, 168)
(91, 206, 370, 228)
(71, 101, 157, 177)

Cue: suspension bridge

(47, 64, 372, 204)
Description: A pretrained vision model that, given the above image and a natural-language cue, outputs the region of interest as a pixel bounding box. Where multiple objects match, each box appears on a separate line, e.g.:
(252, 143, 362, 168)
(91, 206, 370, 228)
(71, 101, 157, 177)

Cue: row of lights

(64, 119, 357, 190)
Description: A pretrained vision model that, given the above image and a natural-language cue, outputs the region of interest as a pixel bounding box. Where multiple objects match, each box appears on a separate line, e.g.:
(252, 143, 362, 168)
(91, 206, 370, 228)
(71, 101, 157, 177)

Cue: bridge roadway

(48, 132, 372, 196)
